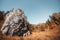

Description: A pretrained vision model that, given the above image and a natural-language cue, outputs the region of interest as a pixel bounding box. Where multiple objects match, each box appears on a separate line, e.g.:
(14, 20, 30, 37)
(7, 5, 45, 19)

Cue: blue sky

(0, 0, 60, 24)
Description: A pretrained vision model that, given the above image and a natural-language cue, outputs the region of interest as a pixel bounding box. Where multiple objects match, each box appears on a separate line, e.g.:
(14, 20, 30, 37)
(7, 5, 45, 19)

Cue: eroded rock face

(1, 9, 31, 36)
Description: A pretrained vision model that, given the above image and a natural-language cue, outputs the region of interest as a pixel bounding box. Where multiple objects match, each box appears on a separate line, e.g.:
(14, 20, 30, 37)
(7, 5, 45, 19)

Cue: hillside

(0, 10, 60, 40)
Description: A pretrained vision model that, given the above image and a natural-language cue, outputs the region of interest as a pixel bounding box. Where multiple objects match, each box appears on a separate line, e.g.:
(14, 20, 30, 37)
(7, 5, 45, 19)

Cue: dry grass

(0, 24, 60, 40)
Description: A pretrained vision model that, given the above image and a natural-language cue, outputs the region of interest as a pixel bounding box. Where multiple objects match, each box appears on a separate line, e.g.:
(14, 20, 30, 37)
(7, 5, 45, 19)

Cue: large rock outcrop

(1, 9, 31, 36)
